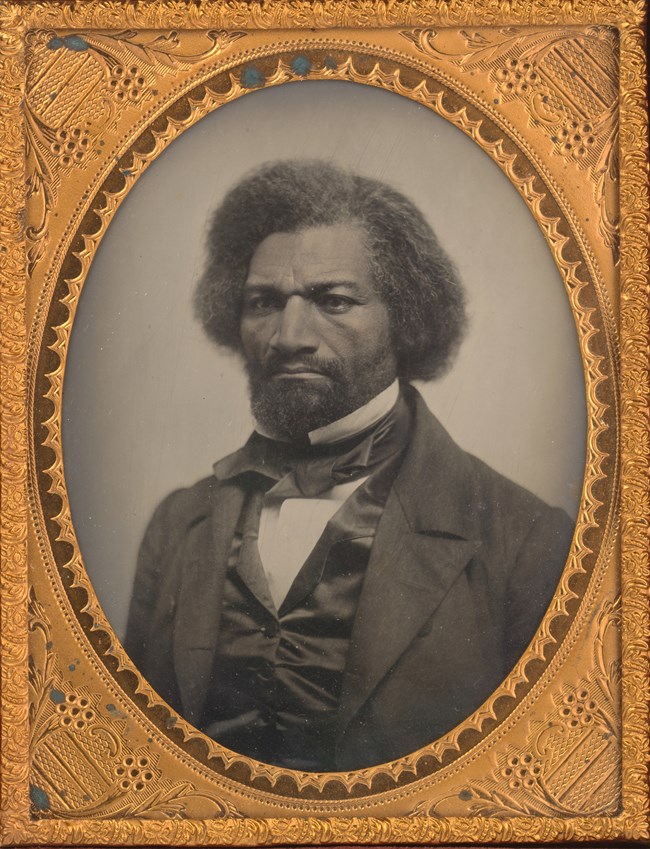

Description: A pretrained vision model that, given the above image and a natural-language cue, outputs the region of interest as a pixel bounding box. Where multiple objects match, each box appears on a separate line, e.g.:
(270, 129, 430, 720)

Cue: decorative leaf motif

(84, 31, 182, 69)
(82, 28, 246, 70)
(460, 29, 493, 48)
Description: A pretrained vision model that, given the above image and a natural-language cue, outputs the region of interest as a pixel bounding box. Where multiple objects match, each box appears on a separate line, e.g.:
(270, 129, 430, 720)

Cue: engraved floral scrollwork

(414, 599, 621, 818)
(402, 26, 619, 257)
(8, 0, 647, 31)
(83, 29, 247, 68)
(0, 6, 23, 55)
(28, 593, 240, 820)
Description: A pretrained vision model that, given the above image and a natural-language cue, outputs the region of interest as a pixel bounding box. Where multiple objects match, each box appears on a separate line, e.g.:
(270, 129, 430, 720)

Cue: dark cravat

(213, 391, 411, 497)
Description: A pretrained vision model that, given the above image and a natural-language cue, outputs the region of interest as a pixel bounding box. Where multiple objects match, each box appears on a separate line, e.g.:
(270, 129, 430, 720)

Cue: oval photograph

(62, 80, 586, 771)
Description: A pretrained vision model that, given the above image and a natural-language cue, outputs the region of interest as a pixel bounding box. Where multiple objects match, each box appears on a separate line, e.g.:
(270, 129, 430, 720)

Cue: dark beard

(247, 355, 373, 441)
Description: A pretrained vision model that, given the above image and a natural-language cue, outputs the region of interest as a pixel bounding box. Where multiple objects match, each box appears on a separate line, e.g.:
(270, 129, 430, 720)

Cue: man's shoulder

(465, 453, 575, 558)
(401, 386, 573, 538)
(465, 450, 560, 519)
(146, 475, 227, 537)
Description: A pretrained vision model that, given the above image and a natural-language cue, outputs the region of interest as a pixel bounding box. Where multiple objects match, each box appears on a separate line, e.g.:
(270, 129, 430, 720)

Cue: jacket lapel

(336, 491, 481, 735)
(173, 480, 245, 724)
(337, 387, 483, 736)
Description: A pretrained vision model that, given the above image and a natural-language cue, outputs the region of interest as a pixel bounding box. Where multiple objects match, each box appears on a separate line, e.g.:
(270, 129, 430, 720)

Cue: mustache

(248, 353, 344, 381)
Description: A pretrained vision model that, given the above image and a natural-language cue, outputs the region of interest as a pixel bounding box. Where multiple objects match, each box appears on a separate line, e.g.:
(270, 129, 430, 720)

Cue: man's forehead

(246, 225, 369, 284)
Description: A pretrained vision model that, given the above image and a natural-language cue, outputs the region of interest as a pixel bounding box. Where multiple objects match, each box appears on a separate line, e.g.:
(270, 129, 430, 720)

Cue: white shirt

(257, 380, 399, 608)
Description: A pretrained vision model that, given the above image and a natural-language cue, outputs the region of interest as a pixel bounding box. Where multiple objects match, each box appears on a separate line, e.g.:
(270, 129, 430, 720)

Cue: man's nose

(270, 296, 318, 354)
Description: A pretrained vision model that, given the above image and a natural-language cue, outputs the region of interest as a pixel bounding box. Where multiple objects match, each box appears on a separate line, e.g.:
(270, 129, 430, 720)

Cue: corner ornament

(28, 592, 241, 820)
(402, 26, 619, 259)
(24, 28, 246, 274)
(413, 598, 621, 818)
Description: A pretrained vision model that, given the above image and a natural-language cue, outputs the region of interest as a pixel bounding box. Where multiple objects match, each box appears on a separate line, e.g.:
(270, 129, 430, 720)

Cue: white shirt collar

(254, 380, 400, 445)
(308, 380, 399, 445)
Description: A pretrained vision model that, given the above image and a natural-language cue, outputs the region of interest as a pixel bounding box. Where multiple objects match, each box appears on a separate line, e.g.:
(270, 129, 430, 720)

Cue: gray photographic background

(62, 80, 587, 640)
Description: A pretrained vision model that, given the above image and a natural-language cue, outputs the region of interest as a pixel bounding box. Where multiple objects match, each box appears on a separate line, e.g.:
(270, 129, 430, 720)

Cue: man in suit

(125, 159, 573, 772)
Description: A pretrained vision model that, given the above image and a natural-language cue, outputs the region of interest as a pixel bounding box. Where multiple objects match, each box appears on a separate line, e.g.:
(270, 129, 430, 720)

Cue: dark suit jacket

(124, 387, 573, 769)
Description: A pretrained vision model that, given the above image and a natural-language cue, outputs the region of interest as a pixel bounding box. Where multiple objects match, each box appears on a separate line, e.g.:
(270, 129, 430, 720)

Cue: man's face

(241, 225, 398, 440)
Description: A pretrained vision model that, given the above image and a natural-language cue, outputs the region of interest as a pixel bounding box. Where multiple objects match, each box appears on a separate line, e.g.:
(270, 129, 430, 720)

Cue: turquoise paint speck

(324, 57, 337, 70)
(48, 35, 89, 51)
(458, 789, 472, 801)
(64, 35, 89, 51)
(291, 56, 311, 76)
(30, 785, 50, 811)
(50, 688, 65, 704)
(68, 663, 75, 671)
(241, 67, 265, 89)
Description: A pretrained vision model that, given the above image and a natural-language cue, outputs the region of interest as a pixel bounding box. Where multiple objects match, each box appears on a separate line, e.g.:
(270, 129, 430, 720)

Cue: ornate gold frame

(1, 1, 648, 845)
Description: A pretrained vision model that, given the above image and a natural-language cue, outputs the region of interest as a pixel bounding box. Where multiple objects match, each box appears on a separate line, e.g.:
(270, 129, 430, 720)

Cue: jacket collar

(391, 383, 484, 541)
(172, 480, 246, 724)
(336, 385, 483, 740)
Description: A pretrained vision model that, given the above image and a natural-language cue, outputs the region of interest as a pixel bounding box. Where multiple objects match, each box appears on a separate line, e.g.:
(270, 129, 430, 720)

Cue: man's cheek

(240, 328, 262, 360)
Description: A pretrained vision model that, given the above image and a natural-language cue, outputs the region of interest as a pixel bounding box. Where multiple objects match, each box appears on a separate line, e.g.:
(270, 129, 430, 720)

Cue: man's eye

(244, 295, 279, 313)
(316, 294, 355, 313)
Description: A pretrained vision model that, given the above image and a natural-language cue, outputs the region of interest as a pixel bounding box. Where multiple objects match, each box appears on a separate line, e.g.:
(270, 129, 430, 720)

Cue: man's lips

(271, 367, 328, 379)
(265, 360, 336, 379)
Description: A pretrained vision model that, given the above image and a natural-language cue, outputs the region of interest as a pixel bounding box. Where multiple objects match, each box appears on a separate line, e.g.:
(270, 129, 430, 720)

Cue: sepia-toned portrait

(6, 3, 648, 843)
(62, 81, 586, 772)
